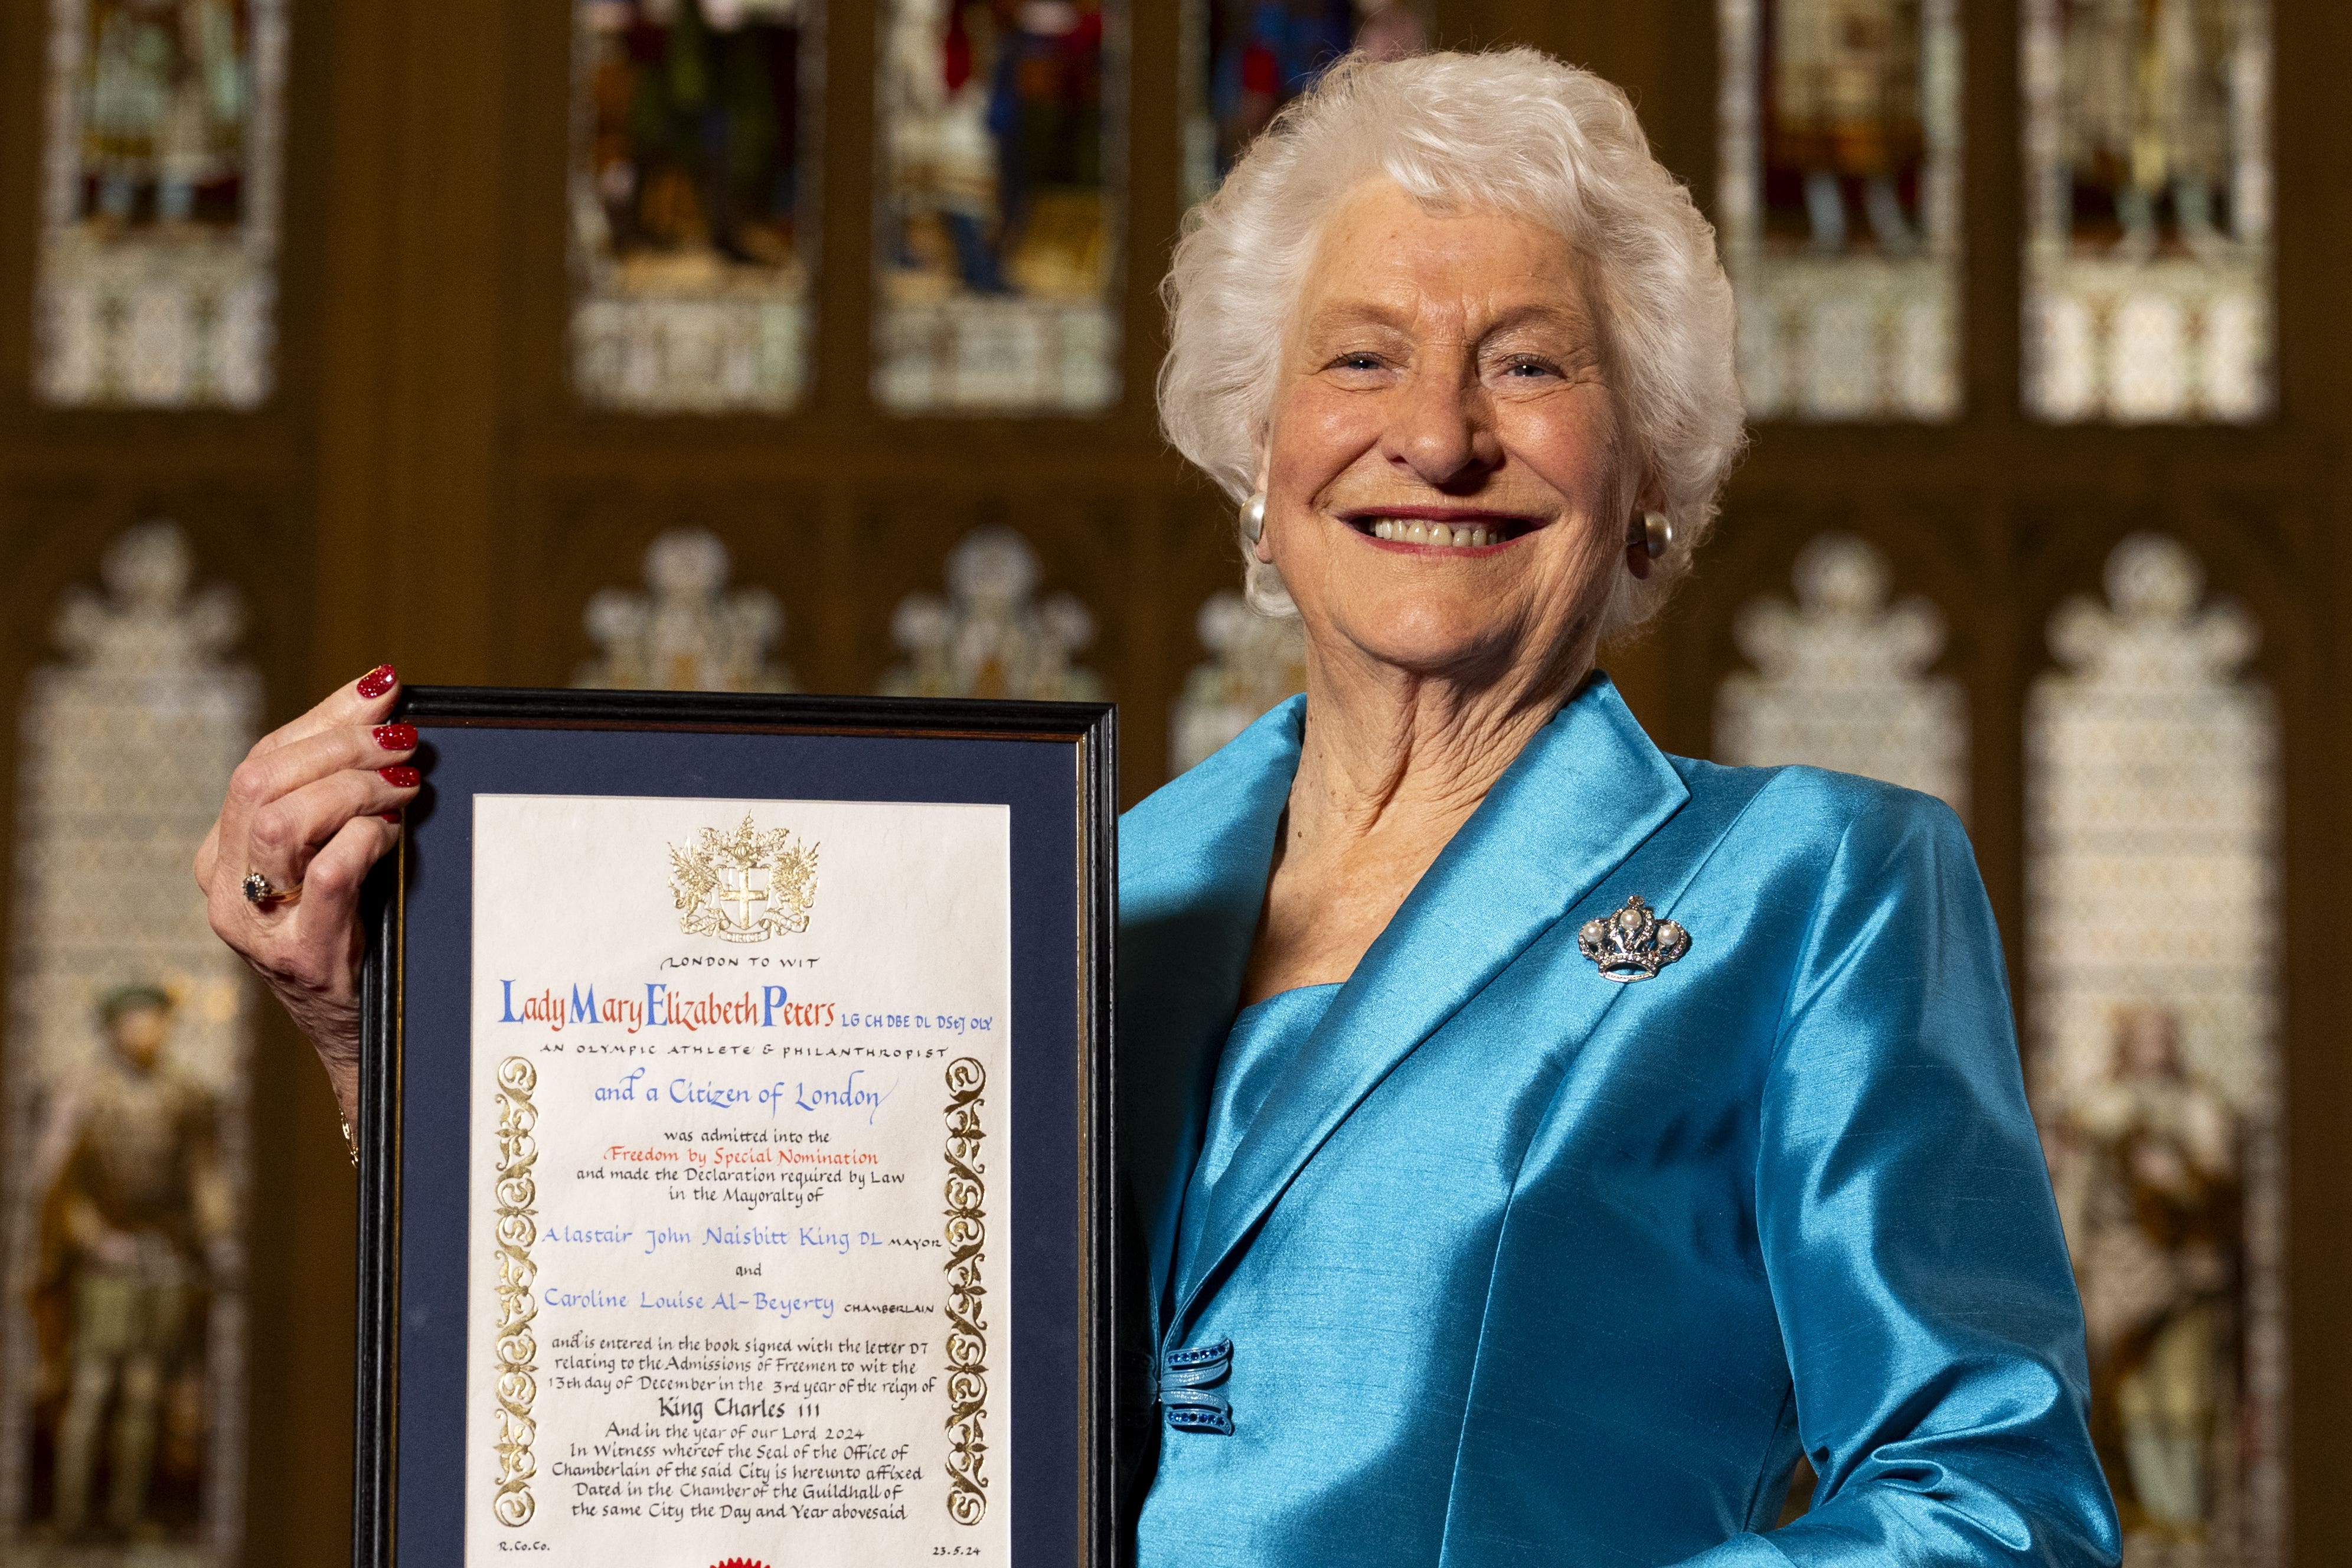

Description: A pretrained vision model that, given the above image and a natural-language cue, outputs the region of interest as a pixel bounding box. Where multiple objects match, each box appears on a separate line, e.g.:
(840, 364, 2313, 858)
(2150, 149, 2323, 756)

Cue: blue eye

(1336, 354, 1382, 371)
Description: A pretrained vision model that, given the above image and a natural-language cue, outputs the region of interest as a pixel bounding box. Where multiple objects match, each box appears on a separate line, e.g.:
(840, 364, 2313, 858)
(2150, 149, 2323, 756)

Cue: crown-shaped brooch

(1577, 895, 1691, 983)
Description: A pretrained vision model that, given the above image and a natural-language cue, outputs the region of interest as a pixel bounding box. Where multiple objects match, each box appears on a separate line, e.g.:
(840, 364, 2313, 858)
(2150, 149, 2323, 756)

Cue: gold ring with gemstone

(241, 870, 300, 909)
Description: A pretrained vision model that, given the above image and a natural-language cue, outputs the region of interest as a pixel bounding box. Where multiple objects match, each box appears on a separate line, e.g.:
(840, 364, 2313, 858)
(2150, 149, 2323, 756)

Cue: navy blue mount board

(352, 687, 1118, 1568)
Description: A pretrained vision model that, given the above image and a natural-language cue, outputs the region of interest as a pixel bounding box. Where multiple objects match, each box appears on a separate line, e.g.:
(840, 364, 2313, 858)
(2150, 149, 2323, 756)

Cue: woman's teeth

(1368, 519, 1498, 548)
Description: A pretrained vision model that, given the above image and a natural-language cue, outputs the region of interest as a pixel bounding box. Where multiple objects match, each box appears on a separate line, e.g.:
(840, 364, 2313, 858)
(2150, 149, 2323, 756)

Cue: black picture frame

(352, 687, 1118, 1568)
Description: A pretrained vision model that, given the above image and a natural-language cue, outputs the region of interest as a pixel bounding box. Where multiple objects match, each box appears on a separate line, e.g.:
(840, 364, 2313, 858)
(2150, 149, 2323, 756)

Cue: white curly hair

(1158, 47, 1745, 635)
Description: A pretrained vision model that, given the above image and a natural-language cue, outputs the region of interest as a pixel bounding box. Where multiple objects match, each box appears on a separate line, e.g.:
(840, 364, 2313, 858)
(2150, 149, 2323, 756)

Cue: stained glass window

(2027, 534, 2282, 1560)
(569, 0, 821, 413)
(574, 528, 796, 691)
(1171, 591, 1305, 773)
(878, 527, 1103, 698)
(1717, 0, 1962, 420)
(874, 0, 1122, 413)
(1181, 0, 1431, 206)
(1713, 534, 1968, 814)
(34, 0, 289, 408)
(0, 524, 257, 1562)
(2023, 0, 2272, 422)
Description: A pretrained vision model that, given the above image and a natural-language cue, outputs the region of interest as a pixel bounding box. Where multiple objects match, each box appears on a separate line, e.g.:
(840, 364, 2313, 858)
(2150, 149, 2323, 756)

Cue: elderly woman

(200, 47, 2116, 1568)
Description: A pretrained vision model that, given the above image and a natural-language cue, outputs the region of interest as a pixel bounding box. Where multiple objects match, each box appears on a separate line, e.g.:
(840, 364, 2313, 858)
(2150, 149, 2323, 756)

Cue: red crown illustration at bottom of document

(711, 1559, 772, 1568)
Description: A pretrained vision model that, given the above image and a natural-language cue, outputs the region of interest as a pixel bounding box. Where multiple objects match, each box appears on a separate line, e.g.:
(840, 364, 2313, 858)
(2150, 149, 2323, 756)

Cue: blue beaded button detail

(1158, 1338, 1234, 1435)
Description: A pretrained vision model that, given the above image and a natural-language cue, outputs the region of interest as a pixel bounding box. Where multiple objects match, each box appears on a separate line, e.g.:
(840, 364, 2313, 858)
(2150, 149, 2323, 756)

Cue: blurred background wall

(0, 0, 2342, 1563)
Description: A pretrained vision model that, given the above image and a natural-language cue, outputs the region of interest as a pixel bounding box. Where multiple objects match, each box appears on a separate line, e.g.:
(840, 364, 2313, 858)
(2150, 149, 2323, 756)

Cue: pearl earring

(1642, 511, 1673, 559)
(1242, 490, 1268, 544)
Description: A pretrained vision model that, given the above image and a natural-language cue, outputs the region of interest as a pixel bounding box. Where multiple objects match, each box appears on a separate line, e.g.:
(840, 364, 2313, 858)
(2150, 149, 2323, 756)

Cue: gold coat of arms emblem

(667, 813, 819, 943)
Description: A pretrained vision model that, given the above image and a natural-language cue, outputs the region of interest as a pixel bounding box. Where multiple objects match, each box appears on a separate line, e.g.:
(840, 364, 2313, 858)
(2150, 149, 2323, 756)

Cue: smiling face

(1260, 178, 1644, 697)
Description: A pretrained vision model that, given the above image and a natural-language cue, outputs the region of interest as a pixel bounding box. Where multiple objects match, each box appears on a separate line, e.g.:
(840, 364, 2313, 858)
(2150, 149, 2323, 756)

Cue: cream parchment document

(466, 794, 1012, 1567)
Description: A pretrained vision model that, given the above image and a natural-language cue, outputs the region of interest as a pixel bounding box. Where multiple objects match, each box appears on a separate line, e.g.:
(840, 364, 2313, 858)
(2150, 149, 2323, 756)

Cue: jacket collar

(1118, 695, 1307, 1345)
(1159, 672, 1690, 1340)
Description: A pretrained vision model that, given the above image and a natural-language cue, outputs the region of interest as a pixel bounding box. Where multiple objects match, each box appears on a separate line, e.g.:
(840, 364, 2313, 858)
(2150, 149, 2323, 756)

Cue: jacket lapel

(1166, 675, 1688, 1337)
(1118, 697, 1305, 1342)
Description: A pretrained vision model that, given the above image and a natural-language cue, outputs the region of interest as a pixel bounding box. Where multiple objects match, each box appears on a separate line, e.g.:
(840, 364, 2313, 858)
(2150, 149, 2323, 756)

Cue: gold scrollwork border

(942, 1056, 989, 1525)
(492, 1056, 541, 1527)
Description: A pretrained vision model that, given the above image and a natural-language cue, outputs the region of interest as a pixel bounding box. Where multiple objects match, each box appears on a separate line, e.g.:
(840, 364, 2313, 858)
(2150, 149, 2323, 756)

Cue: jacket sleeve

(1671, 790, 2120, 1567)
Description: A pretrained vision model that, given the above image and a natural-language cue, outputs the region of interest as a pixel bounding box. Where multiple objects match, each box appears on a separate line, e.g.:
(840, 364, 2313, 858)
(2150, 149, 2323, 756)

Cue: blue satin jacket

(1116, 678, 2119, 1567)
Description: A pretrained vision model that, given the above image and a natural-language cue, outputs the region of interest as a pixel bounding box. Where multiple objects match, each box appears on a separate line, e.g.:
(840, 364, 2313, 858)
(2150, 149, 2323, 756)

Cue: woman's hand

(195, 665, 420, 1131)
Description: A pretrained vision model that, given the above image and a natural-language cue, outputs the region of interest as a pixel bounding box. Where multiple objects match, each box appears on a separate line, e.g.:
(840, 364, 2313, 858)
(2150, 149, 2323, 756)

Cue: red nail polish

(357, 665, 397, 699)
(380, 766, 421, 788)
(380, 811, 403, 822)
(374, 723, 417, 750)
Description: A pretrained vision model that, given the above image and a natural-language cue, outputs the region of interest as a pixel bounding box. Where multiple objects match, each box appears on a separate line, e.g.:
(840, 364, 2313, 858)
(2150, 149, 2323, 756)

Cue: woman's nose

(1381, 367, 1502, 489)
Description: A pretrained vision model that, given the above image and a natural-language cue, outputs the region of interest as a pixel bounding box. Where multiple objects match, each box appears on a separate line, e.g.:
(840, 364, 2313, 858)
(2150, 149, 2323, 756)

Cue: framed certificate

(352, 688, 1117, 1568)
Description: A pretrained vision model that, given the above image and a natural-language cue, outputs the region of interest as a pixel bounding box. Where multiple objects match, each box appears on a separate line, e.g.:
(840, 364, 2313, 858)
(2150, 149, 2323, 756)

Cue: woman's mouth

(1344, 514, 1541, 551)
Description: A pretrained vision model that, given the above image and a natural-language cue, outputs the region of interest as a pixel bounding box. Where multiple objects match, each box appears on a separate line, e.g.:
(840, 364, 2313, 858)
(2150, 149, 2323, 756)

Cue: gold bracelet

(340, 1112, 360, 1168)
